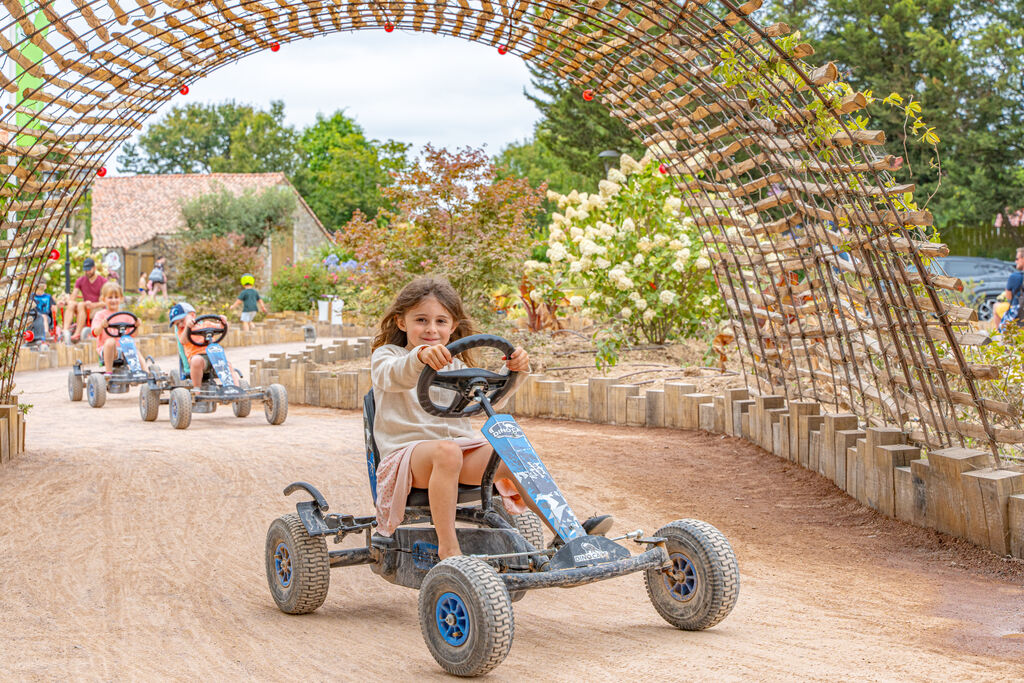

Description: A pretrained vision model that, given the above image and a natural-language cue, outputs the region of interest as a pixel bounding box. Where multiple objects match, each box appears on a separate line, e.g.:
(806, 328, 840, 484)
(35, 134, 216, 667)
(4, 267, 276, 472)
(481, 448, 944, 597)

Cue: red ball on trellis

(658, 163, 668, 174)
(180, 85, 189, 95)
(582, 89, 594, 101)
(23, 330, 34, 343)
(498, 45, 508, 55)
(270, 42, 280, 52)
(49, 248, 60, 260)
(97, 167, 107, 177)
(384, 21, 394, 32)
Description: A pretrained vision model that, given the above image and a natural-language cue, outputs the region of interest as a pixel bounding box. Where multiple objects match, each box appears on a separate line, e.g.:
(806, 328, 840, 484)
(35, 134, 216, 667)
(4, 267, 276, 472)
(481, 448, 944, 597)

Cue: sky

(113, 31, 542, 173)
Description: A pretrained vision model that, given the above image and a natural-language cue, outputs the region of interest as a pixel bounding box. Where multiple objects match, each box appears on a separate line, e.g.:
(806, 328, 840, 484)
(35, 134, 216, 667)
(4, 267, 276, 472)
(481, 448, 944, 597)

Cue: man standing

(999, 247, 1024, 332)
(63, 257, 108, 342)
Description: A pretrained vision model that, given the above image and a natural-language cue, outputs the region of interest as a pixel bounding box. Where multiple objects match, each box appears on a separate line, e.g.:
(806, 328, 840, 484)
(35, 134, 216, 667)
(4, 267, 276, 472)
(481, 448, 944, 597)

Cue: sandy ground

(2, 341, 1023, 681)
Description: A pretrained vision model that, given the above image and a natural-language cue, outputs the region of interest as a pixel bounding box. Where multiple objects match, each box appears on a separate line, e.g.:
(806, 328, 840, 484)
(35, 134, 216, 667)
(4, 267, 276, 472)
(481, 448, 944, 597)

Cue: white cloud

(114, 31, 540, 172)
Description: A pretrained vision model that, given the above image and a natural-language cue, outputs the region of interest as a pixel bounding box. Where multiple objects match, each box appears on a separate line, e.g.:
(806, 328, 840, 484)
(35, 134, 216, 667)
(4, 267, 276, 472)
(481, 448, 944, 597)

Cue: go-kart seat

(175, 337, 214, 383)
(363, 391, 483, 507)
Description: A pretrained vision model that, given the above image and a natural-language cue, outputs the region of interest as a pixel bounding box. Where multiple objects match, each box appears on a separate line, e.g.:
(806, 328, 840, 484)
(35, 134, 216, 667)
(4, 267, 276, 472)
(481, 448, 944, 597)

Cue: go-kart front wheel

(265, 514, 329, 614)
(86, 373, 106, 408)
(67, 370, 83, 402)
(232, 380, 252, 418)
(168, 387, 192, 429)
(139, 386, 159, 422)
(418, 556, 514, 677)
(644, 519, 739, 631)
(264, 383, 288, 425)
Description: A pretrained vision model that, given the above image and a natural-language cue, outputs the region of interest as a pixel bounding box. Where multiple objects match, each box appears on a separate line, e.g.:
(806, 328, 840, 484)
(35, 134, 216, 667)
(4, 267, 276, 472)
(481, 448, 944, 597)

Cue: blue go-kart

(141, 314, 288, 429)
(67, 311, 166, 409)
(264, 334, 739, 677)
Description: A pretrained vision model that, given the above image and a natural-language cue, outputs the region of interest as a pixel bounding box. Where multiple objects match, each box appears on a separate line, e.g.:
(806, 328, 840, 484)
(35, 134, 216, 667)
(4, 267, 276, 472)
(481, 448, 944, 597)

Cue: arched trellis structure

(1, 0, 1020, 459)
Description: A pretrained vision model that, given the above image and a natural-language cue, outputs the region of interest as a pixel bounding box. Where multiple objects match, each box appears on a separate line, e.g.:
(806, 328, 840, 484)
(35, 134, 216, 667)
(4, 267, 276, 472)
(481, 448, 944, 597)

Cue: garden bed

(306, 330, 746, 396)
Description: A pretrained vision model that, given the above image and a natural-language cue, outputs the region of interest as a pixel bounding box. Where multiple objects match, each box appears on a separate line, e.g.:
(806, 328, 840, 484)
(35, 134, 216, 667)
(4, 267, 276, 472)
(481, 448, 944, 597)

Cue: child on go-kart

(371, 275, 612, 560)
(168, 302, 231, 392)
(91, 282, 149, 377)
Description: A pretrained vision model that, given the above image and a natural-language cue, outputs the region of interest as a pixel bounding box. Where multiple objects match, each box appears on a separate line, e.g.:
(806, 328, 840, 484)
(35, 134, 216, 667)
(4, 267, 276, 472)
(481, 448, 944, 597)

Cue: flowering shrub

(175, 233, 261, 307)
(268, 257, 356, 312)
(541, 153, 723, 347)
(41, 239, 109, 296)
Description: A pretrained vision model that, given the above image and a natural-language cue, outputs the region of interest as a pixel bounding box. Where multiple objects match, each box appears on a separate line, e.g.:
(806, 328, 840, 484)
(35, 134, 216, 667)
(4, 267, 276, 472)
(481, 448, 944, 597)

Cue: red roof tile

(91, 172, 326, 249)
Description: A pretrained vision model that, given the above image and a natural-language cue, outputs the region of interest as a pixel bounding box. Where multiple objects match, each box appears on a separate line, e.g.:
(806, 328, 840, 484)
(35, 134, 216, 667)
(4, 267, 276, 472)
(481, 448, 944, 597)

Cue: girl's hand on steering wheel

(505, 347, 529, 373)
(417, 343, 453, 371)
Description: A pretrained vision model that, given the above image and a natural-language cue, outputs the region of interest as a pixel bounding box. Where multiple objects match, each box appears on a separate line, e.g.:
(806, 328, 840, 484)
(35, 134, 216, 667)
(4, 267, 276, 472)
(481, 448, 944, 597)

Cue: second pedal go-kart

(67, 311, 165, 408)
(143, 314, 288, 429)
(264, 334, 739, 677)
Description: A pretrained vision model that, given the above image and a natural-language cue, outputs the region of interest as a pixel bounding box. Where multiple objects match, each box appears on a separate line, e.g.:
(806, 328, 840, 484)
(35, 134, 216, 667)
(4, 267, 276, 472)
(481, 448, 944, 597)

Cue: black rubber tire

(67, 371, 83, 402)
(139, 386, 159, 422)
(169, 369, 181, 386)
(264, 383, 288, 425)
(513, 511, 546, 550)
(86, 373, 106, 408)
(169, 387, 192, 430)
(265, 514, 330, 614)
(418, 556, 514, 677)
(644, 519, 740, 631)
(233, 379, 252, 418)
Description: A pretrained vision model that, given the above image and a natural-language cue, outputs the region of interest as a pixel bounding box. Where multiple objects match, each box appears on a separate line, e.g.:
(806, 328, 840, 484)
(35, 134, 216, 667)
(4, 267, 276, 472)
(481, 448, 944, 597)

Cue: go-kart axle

(500, 546, 668, 592)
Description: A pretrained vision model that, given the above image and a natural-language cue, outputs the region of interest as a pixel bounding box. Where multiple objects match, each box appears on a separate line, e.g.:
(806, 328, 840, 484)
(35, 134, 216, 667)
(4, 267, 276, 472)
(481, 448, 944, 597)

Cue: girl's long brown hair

(372, 275, 479, 365)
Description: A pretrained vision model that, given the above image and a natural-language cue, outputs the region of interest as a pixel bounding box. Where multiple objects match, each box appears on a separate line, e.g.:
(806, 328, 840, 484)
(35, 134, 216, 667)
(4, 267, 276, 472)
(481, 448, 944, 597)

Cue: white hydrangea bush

(544, 153, 723, 345)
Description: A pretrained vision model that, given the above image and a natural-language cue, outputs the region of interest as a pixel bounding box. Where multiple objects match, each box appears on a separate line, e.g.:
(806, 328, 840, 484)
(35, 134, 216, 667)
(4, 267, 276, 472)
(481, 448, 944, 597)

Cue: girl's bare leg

(410, 440, 463, 559)
(459, 445, 556, 536)
(102, 338, 116, 373)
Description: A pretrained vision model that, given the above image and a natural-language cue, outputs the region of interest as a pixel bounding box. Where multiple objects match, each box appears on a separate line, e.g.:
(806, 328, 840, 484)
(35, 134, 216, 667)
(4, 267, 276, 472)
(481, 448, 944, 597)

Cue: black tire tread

(418, 556, 514, 677)
(644, 518, 739, 631)
(264, 383, 288, 425)
(233, 379, 252, 418)
(265, 514, 330, 614)
(139, 387, 159, 421)
(513, 511, 546, 549)
(68, 371, 83, 402)
(87, 373, 106, 408)
(169, 387, 192, 429)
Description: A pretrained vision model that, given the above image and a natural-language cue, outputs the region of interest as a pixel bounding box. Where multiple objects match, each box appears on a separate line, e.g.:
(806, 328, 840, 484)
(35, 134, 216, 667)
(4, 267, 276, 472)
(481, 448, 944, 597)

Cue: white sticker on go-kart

(487, 422, 524, 439)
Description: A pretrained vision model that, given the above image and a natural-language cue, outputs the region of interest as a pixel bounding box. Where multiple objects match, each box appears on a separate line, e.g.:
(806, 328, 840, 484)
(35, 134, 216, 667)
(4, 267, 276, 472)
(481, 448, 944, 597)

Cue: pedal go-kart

(141, 314, 288, 429)
(67, 311, 166, 408)
(264, 334, 739, 677)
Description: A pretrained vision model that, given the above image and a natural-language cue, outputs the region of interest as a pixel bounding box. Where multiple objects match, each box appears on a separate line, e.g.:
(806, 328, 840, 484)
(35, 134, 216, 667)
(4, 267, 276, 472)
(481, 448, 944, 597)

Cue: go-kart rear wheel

(644, 519, 739, 631)
(264, 383, 288, 425)
(512, 511, 546, 550)
(418, 556, 514, 677)
(233, 380, 252, 418)
(139, 386, 159, 422)
(265, 514, 329, 614)
(67, 370, 83, 402)
(86, 373, 106, 408)
(169, 387, 192, 429)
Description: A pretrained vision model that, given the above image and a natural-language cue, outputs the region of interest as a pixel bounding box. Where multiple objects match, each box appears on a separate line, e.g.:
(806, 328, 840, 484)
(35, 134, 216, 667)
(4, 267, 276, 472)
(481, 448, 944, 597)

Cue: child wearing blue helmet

(229, 273, 267, 332)
(169, 301, 231, 390)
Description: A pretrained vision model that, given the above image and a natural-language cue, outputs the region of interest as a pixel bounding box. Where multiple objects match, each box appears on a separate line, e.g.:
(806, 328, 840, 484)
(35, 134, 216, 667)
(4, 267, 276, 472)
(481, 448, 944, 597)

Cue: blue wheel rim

(435, 592, 470, 646)
(274, 542, 292, 587)
(663, 552, 698, 602)
(87, 381, 94, 401)
(170, 399, 177, 422)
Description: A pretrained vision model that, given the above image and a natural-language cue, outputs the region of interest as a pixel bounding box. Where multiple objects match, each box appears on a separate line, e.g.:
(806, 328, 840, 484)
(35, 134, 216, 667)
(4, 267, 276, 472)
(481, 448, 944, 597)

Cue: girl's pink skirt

(375, 437, 527, 536)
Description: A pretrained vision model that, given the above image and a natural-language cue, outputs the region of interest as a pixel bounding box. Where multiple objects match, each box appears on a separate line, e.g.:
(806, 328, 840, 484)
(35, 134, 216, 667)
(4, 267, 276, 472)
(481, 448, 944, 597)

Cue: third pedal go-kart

(140, 314, 288, 429)
(67, 311, 166, 408)
(264, 334, 740, 677)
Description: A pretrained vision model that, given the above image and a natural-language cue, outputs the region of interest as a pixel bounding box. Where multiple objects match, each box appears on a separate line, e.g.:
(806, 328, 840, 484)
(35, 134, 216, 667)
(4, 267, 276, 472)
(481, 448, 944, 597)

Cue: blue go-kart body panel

(483, 414, 586, 544)
(205, 343, 236, 387)
(117, 335, 144, 374)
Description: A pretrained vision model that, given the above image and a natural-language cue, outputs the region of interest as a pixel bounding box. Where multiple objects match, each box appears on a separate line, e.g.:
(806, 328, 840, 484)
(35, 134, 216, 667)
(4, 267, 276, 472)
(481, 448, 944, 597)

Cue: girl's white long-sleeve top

(370, 343, 527, 460)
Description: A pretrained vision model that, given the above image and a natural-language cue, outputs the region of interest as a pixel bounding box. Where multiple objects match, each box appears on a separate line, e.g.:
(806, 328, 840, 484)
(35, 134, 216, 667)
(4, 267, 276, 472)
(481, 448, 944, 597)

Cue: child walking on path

(229, 273, 267, 332)
(370, 276, 613, 559)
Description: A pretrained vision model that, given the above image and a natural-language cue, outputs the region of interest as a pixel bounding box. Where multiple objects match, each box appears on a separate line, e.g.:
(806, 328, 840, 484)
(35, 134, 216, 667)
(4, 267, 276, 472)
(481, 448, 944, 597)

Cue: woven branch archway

(1, 0, 1019, 458)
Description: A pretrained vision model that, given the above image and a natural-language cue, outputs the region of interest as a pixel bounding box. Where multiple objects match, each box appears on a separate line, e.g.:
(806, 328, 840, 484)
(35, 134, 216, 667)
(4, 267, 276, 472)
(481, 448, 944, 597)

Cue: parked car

(932, 256, 1018, 321)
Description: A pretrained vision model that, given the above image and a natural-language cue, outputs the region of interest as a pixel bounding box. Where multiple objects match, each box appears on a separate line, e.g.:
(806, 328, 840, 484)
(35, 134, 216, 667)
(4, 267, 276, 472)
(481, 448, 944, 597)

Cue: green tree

(179, 185, 296, 249)
(764, 1, 1024, 251)
(494, 137, 591, 197)
(292, 110, 409, 231)
(117, 100, 300, 175)
(523, 68, 644, 188)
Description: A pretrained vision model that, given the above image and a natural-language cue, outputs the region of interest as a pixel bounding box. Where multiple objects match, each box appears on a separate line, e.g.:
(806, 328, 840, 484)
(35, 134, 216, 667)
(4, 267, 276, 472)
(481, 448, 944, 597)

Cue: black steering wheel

(187, 314, 228, 346)
(104, 311, 139, 338)
(416, 334, 519, 418)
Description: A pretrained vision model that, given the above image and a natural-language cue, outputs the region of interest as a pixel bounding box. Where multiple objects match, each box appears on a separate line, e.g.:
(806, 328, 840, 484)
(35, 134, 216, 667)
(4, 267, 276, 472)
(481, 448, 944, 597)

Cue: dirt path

(2, 342, 1023, 680)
